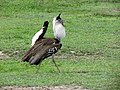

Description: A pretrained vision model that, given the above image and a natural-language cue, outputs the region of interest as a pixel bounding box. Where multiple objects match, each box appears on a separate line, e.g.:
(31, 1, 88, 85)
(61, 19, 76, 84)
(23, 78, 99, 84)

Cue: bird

(22, 14, 65, 73)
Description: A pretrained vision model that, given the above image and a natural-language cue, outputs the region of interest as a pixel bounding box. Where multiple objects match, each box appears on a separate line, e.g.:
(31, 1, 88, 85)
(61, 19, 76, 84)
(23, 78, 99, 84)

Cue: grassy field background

(0, 0, 120, 90)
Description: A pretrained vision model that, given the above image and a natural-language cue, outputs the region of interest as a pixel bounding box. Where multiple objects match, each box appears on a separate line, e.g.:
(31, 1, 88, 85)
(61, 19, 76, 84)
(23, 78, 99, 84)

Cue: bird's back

(22, 38, 62, 65)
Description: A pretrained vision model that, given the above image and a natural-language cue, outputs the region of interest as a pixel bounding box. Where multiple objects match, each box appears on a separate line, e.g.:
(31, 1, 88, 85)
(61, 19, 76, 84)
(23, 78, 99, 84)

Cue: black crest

(56, 13, 61, 20)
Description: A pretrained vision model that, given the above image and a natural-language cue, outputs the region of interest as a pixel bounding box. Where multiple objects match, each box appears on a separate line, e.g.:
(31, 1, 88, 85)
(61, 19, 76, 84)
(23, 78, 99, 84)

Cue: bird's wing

(31, 21, 49, 46)
(22, 38, 62, 65)
(22, 39, 48, 62)
(31, 29, 43, 46)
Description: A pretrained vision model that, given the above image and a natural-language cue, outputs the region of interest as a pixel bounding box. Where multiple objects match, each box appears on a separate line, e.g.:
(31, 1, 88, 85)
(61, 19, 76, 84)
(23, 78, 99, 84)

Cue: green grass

(0, 0, 120, 90)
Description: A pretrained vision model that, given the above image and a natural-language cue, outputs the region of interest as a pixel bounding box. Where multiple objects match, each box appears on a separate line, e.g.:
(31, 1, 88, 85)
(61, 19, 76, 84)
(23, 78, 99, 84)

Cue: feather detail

(31, 21, 49, 46)
(53, 14, 66, 41)
(22, 38, 62, 65)
(31, 28, 43, 46)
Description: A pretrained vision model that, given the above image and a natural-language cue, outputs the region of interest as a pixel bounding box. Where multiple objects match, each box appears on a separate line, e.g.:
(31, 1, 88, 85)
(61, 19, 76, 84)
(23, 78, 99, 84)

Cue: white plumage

(31, 28, 43, 46)
(31, 14, 65, 46)
(53, 15, 66, 41)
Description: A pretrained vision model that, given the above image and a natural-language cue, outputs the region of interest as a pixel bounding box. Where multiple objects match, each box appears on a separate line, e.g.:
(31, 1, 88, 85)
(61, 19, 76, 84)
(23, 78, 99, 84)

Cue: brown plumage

(22, 38, 62, 65)
(22, 21, 62, 72)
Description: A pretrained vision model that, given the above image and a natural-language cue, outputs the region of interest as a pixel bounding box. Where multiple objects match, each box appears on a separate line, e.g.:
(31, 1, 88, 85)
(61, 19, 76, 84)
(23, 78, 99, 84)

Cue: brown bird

(22, 15, 65, 72)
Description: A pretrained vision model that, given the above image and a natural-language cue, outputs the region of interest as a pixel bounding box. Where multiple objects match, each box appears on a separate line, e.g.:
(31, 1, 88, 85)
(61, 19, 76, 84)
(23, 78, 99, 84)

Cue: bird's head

(52, 14, 65, 41)
(53, 13, 63, 23)
(56, 13, 61, 20)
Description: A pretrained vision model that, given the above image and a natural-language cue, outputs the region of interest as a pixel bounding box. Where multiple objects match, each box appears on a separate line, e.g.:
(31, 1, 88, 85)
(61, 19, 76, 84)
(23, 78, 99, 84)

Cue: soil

(0, 51, 9, 60)
(1, 85, 90, 90)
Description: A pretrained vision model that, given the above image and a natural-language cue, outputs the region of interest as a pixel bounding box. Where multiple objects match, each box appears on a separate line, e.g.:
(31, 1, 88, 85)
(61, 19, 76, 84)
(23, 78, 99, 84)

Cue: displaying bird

(22, 14, 65, 73)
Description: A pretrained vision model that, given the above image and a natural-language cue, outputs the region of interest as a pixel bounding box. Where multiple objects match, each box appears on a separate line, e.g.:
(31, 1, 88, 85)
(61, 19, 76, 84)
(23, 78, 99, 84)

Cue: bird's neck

(56, 38, 61, 42)
(54, 38, 61, 43)
(53, 17, 56, 32)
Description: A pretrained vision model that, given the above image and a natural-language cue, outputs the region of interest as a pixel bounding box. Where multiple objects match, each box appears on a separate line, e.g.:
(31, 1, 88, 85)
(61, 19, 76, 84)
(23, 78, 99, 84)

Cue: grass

(0, 0, 120, 90)
(1, 59, 120, 90)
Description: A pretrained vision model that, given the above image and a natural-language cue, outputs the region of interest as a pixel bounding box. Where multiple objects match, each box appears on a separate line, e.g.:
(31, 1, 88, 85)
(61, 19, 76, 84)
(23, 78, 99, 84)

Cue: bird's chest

(54, 24, 65, 38)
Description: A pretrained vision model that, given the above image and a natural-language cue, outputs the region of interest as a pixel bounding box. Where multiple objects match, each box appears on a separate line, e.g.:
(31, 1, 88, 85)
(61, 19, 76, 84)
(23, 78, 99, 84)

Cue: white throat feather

(53, 17, 66, 41)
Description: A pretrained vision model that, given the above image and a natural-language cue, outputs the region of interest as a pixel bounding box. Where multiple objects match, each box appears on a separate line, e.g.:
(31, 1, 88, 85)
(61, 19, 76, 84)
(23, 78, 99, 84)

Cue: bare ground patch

(0, 51, 9, 60)
(1, 85, 90, 90)
(93, 8, 120, 17)
(54, 49, 104, 60)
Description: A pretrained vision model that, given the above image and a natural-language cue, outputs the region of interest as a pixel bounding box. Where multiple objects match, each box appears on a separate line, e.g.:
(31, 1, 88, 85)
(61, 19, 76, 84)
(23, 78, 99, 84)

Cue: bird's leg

(52, 54, 60, 73)
(35, 64, 41, 73)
